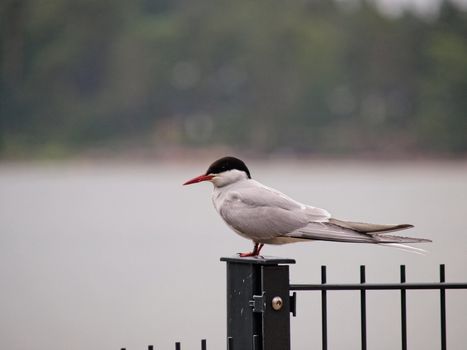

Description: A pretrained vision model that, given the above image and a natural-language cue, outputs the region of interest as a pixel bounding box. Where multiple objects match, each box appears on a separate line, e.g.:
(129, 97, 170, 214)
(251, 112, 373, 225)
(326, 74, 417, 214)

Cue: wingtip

(398, 224, 414, 230)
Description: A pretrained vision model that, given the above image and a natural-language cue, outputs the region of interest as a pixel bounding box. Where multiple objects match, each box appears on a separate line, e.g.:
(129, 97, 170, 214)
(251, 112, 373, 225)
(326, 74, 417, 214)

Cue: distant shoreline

(1, 145, 466, 166)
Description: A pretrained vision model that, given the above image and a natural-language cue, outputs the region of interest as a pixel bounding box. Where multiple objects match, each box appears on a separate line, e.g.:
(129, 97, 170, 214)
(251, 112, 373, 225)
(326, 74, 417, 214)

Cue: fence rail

(290, 281, 467, 290)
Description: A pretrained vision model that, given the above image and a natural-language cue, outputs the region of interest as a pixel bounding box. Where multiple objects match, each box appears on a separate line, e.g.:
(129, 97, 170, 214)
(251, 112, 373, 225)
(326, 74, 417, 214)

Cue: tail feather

(372, 234, 432, 244)
(380, 243, 429, 255)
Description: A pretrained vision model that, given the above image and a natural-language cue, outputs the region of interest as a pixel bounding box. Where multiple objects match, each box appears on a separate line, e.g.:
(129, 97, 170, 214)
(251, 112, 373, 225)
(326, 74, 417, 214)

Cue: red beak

(183, 174, 214, 185)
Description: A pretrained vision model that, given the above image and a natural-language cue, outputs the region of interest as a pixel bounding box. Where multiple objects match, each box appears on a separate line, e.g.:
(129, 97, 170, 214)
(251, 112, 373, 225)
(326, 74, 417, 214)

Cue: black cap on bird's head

(183, 156, 251, 185)
(205, 156, 251, 179)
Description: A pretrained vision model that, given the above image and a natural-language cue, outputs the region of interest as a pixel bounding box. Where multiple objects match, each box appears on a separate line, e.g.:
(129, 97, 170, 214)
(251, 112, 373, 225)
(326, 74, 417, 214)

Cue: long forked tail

(381, 243, 429, 255)
(371, 234, 432, 244)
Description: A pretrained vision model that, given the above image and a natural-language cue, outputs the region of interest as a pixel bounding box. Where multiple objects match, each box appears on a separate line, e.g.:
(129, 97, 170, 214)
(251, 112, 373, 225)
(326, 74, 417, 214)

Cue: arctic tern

(183, 156, 431, 256)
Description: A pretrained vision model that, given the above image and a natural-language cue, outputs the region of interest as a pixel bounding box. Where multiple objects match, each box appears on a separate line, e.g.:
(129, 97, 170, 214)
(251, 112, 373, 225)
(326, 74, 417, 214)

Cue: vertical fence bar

(360, 265, 367, 350)
(227, 337, 234, 350)
(175, 342, 181, 350)
(253, 334, 261, 350)
(400, 265, 407, 350)
(201, 339, 207, 350)
(321, 265, 328, 350)
(440, 264, 447, 350)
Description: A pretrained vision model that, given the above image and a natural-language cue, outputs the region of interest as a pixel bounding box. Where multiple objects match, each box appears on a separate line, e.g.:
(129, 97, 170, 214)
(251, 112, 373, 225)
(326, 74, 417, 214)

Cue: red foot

(239, 251, 258, 257)
(239, 243, 264, 257)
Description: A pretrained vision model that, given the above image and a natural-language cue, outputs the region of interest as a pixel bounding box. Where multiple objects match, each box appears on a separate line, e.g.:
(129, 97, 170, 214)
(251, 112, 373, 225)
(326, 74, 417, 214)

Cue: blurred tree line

(1, 0, 466, 158)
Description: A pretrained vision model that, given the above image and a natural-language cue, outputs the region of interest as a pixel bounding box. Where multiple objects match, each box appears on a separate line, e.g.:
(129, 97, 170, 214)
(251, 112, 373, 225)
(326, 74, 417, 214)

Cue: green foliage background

(1, 0, 467, 157)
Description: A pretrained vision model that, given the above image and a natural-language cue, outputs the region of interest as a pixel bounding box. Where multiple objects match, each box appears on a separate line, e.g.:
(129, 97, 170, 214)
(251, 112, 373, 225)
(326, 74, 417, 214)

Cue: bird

(183, 156, 431, 257)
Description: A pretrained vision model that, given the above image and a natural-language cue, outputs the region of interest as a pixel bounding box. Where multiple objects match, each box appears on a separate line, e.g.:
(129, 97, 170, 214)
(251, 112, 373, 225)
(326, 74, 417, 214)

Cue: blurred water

(0, 161, 466, 350)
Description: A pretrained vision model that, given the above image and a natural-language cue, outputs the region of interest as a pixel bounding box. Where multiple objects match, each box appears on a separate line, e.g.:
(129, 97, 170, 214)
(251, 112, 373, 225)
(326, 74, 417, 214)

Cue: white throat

(211, 169, 249, 187)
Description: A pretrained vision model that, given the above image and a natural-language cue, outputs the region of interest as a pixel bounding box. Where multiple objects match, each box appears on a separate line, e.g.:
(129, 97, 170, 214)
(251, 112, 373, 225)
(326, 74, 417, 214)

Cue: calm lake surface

(1, 160, 466, 350)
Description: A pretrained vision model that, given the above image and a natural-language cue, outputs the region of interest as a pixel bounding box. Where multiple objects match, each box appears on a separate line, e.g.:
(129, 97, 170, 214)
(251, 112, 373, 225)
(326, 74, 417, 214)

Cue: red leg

(239, 243, 264, 257)
(239, 243, 259, 257)
(256, 243, 264, 256)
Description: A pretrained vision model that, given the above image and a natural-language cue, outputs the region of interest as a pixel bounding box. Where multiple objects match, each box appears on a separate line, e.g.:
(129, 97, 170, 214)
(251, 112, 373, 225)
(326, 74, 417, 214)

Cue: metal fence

(120, 256, 467, 349)
(121, 342, 207, 350)
(221, 256, 467, 350)
(120, 338, 235, 350)
(289, 264, 467, 350)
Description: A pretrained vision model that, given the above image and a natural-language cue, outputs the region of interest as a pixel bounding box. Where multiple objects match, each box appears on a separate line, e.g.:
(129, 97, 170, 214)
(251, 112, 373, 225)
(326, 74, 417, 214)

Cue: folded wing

(286, 221, 431, 244)
(219, 183, 329, 241)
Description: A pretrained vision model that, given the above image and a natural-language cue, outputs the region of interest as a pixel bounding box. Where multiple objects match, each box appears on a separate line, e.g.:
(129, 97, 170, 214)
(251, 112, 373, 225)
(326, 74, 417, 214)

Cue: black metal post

(440, 264, 447, 350)
(400, 265, 407, 350)
(227, 336, 234, 350)
(360, 265, 367, 350)
(321, 265, 328, 350)
(221, 256, 295, 350)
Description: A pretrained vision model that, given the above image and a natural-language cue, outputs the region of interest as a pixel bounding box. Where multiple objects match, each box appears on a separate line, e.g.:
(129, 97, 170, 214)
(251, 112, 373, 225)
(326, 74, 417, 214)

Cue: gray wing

(219, 184, 330, 241)
(244, 181, 331, 219)
(287, 222, 382, 243)
(286, 221, 431, 244)
(328, 218, 413, 234)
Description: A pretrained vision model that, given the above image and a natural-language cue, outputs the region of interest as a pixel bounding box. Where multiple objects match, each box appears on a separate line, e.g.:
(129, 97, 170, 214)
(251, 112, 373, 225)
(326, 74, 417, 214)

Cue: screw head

(272, 296, 283, 311)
